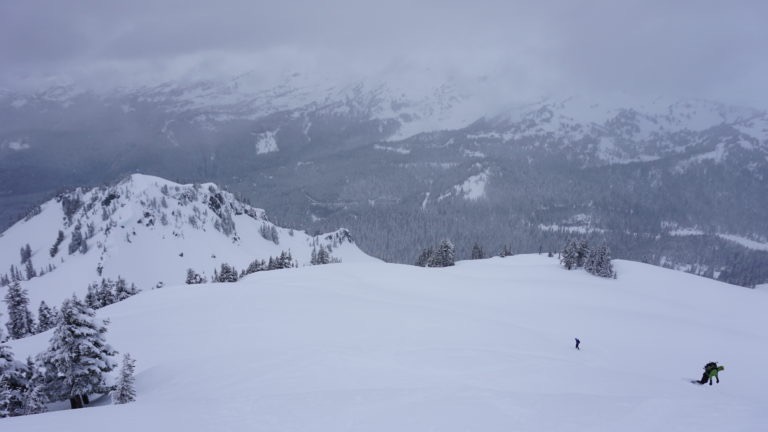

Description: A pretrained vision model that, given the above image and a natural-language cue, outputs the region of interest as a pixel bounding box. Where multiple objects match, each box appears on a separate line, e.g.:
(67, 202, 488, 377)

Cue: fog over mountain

(1, 1, 766, 287)
(2, 0, 767, 108)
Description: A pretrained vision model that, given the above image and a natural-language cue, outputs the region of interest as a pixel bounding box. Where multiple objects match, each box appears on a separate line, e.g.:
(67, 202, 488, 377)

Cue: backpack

(705, 362, 717, 371)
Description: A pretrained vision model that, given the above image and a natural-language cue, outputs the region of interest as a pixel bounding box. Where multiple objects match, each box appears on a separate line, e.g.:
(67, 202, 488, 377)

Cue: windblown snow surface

(6, 255, 768, 431)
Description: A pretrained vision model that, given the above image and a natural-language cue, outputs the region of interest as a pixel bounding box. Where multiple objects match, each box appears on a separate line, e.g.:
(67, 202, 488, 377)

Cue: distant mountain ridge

(0, 75, 766, 287)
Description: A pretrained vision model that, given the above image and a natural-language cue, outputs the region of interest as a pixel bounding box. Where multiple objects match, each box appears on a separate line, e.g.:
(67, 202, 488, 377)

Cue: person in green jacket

(698, 362, 724, 385)
(707, 363, 723, 385)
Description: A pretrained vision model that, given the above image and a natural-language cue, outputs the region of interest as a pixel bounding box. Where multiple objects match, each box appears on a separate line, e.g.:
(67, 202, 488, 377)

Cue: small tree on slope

(114, 277, 140, 301)
(471, 243, 485, 260)
(0, 344, 29, 417)
(560, 239, 579, 270)
(112, 353, 136, 405)
(36, 301, 57, 333)
(216, 263, 239, 283)
(4, 281, 35, 339)
(41, 295, 117, 409)
(586, 243, 615, 278)
(429, 239, 456, 267)
(21, 357, 47, 415)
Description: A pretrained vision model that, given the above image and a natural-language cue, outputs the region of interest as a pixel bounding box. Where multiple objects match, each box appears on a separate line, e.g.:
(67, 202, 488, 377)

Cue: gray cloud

(1, 0, 766, 107)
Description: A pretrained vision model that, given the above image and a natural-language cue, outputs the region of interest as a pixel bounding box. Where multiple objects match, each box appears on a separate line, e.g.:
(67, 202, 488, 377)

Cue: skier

(574, 338, 580, 350)
(697, 362, 724, 385)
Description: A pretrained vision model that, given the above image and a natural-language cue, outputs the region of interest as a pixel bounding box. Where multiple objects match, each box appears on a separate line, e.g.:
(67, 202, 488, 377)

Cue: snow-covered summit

(0, 174, 376, 308)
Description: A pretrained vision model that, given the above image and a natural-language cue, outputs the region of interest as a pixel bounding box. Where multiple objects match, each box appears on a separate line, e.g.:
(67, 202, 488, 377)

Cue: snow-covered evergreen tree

(185, 269, 206, 284)
(21, 358, 47, 416)
(243, 259, 266, 276)
(24, 259, 36, 280)
(114, 277, 140, 300)
(9, 265, 22, 283)
(576, 239, 590, 268)
(36, 301, 57, 333)
(315, 246, 330, 265)
(68, 224, 84, 255)
(84, 283, 101, 309)
(96, 279, 116, 307)
(560, 239, 579, 270)
(0, 344, 29, 417)
(216, 263, 238, 283)
(50, 230, 64, 258)
(42, 295, 117, 409)
(20, 244, 32, 265)
(471, 243, 485, 260)
(429, 239, 455, 267)
(111, 353, 136, 405)
(586, 243, 615, 278)
(4, 281, 35, 339)
(415, 247, 433, 267)
(259, 224, 279, 244)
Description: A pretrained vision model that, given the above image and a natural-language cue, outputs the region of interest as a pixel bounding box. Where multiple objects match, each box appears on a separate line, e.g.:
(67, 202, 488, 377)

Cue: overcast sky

(1, 0, 766, 107)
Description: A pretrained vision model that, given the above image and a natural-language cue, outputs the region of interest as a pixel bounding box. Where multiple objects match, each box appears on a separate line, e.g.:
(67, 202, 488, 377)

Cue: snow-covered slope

(0, 174, 375, 308)
(5, 255, 768, 431)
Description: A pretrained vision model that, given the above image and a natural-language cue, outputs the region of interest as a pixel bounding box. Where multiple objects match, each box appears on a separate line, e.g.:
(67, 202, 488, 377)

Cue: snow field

(6, 254, 768, 431)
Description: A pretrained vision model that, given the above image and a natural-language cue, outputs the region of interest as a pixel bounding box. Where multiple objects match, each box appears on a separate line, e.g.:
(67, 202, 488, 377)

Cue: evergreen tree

(24, 259, 37, 280)
(50, 230, 65, 258)
(471, 243, 485, 260)
(259, 224, 279, 244)
(429, 239, 455, 267)
(111, 353, 136, 405)
(588, 243, 615, 278)
(41, 295, 117, 409)
(415, 247, 433, 267)
(498, 244, 512, 257)
(114, 277, 139, 300)
(21, 358, 47, 416)
(243, 259, 266, 276)
(278, 251, 295, 268)
(560, 239, 579, 270)
(9, 265, 22, 283)
(68, 225, 84, 255)
(96, 279, 116, 307)
(0, 344, 29, 417)
(185, 269, 206, 285)
(4, 281, 35, 339)
(315, 246, 330, 265)
(84, 283, 101, 309)
(36, 301, 57, 333)
(310, 247, 318, 265)
(584, 247, 598, 274)
(576, 239, 590, 268)
(217, 263, 238, 283)
(20, 244, 32, 265)
(270, 226, 279, 244)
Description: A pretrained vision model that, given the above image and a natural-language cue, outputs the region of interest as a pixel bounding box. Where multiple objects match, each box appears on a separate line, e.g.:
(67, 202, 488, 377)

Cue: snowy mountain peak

(0, 174, 376, 308)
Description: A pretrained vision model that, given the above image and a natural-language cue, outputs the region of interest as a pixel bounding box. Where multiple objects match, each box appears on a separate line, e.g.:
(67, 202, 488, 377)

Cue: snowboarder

(575, 338, 580, 350)
(696, 362, 724, 385)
